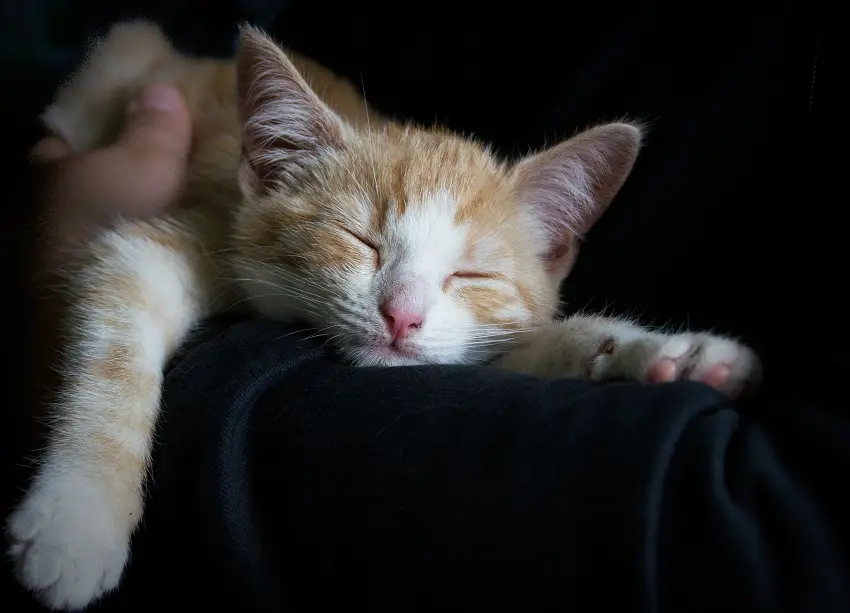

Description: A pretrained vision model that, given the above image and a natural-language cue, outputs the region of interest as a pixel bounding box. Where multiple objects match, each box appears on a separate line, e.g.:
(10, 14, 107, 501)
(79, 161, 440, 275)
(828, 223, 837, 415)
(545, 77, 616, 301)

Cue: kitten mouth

(349, 341, 426, 366)
(382, 343, 420, 358)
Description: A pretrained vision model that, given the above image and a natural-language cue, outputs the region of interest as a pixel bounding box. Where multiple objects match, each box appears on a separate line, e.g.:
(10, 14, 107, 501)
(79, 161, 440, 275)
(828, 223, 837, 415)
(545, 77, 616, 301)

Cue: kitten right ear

(236, 25, 345, 194)
(514, 122, 642, 273)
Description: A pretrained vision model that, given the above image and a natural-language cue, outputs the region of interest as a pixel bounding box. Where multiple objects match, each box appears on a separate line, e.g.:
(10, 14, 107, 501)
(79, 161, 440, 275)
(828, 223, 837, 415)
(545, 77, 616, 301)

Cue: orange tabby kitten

(7, 22, 760, 610)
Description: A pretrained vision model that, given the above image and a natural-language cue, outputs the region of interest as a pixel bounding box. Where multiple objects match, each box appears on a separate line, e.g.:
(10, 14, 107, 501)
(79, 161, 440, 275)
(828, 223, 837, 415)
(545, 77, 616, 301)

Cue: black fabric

(58, 319, 850, 612)
(3, 0, 850, 611)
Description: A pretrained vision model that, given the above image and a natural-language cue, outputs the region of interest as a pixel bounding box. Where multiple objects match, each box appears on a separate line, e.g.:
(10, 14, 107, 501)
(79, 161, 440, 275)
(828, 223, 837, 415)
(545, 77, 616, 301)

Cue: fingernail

(129, 83, 183, 113)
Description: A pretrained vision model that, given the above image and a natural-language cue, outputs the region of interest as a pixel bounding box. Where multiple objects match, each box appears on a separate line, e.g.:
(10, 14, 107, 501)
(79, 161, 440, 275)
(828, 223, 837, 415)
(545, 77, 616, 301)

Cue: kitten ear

(236, 25, 345, 194)
(514, 122, 642, 271)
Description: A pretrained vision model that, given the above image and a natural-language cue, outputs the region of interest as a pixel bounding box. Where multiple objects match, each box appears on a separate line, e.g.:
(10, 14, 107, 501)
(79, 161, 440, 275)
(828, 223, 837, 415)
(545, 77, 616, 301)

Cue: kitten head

(231, 27, 641, 366)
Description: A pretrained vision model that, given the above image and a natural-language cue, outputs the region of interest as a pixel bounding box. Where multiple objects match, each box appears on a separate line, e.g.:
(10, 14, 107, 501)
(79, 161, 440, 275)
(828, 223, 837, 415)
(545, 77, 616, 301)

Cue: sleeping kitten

(7, 22, 760, 610)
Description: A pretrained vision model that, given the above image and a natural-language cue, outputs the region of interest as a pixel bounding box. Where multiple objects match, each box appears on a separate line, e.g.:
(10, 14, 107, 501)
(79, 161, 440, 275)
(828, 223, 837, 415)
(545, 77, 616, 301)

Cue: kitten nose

(381, 305, 424, 342)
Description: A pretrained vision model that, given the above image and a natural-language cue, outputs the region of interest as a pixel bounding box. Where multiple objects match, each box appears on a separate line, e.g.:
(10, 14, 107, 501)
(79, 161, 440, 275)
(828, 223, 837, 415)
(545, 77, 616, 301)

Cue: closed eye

(451, 271, 494, 280)
(443, 271, 502, 292)
(341, 227, 380, 266)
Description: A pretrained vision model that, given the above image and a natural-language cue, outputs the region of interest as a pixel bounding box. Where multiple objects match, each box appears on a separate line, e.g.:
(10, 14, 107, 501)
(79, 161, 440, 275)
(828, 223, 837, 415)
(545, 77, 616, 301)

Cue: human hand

(33, 83, 192, 251)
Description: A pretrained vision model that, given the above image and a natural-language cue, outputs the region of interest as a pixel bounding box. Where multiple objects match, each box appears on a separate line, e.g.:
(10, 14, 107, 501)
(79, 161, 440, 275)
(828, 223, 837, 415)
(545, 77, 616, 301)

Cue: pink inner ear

(521, 151, 596, 237)
(515, 122, 642, 267)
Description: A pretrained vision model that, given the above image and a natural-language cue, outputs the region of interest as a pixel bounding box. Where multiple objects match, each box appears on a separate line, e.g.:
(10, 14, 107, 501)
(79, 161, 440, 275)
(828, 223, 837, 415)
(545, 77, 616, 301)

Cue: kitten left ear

(236, 25, 346, 195)
(514, 122, 642, 271)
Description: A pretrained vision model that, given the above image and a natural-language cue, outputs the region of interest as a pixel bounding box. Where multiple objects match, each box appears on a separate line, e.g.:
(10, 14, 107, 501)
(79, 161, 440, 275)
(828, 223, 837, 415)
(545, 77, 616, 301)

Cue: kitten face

(230, 27, 641, 366)
(234, 126, 557, 366)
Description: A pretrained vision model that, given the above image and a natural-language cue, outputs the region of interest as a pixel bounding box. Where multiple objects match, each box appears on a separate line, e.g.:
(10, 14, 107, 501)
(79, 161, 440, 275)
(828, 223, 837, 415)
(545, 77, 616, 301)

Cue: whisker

(359, 72, 381, 196)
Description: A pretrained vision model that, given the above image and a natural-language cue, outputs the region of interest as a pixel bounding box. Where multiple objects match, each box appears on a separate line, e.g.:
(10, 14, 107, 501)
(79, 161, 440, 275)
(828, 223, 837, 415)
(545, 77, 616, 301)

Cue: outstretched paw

(588, 330, 761, 397)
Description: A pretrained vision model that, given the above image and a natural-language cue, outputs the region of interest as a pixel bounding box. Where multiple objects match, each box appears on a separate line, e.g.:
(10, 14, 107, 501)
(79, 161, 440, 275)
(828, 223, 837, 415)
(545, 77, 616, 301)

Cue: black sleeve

(85, 318, 849, 613)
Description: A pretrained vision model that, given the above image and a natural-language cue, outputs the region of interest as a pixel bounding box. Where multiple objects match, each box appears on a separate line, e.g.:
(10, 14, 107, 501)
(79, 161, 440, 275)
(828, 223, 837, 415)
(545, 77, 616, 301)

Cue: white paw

(593, 332, 761, 397)
(6, 472, 129, 611)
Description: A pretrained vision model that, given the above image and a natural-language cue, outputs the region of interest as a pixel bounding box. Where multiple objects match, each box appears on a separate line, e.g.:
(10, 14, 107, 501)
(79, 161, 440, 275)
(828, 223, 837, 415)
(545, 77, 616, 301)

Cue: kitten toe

(697, 364, 731, 388)
(646, 357, 677, 383)
(654, 334, 761, 397)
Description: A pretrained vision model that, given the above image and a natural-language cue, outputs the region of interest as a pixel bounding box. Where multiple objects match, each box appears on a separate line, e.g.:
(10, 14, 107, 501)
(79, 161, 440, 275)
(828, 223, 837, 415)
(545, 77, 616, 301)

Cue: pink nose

(381, 305, 424, 342)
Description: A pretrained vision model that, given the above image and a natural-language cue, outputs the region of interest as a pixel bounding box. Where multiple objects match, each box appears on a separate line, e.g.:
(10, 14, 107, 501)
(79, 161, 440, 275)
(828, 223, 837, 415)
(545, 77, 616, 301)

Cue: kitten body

(7, 22, 760, 610)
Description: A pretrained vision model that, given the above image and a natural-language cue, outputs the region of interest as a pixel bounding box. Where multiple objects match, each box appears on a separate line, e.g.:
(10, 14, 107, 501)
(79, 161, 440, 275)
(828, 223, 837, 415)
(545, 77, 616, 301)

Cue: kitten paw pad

(6, 474, 129, 611)
(647, 335, 760, 397)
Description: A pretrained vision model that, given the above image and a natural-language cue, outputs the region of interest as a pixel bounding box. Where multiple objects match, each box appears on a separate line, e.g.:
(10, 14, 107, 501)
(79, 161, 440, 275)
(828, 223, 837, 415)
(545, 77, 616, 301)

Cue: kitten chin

(342, 344, 433, 368)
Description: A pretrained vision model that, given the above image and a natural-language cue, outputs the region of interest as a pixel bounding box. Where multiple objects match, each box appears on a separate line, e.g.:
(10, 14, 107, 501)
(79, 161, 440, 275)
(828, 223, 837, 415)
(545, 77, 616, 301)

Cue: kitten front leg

(6, 218, 217, 611)
(498, 315, 761, 397)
